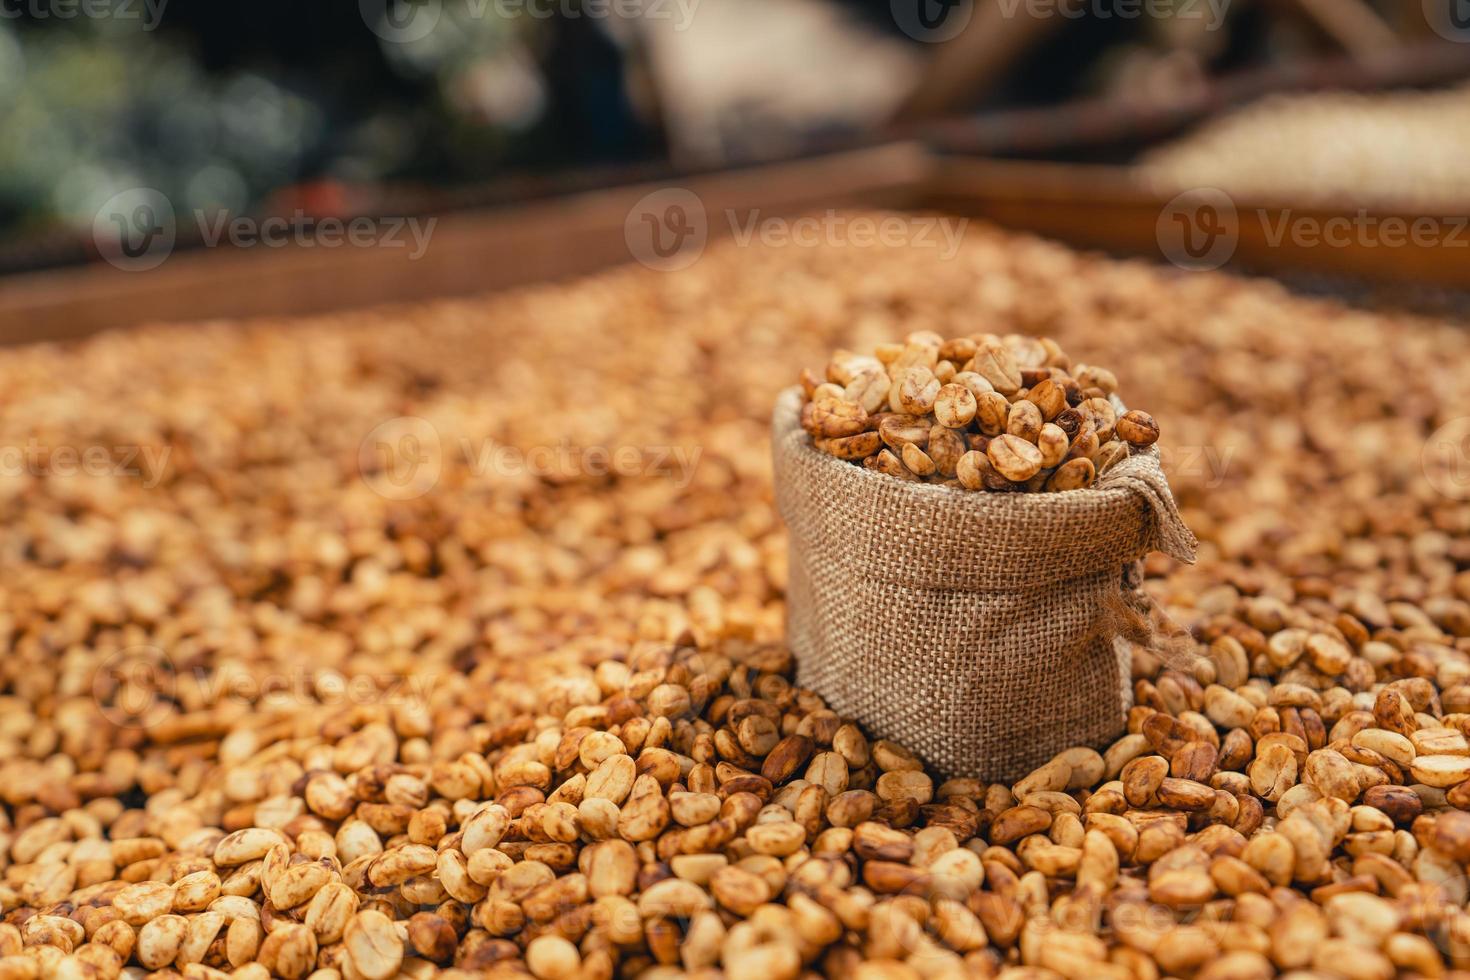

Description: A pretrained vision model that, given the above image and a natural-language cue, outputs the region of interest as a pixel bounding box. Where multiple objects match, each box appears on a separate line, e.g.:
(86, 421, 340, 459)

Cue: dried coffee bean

(896, 367, 941, 415)
(972, 342, 1023, 394)
(844, 370, 890, 413)
(815, 431, 881, 461)
(1046, 457, 1095, 491)
(956, 451, 989, 490)
(1037, 424, 1069, 468)
(901, 443, 936, 477)
(1006, 400, 1044, 443)
(988, 434, 1043, 482)
(1117, 410, 1162, 447)
(878, 414, 930, 450)
(975, 391, 1011, 436)
(927, 425, 967, 477)
(952, 371, 995, 401)
(1074, 364, 1118, 393)
(1027, 379, 1068, 421)
(1067, 425, 1100, 463)
(1082, 397, 1118, 442)
(809, 398, 869, 437)
(934, 383, 978, 428)
(1055, 407, 1087, 438)
(866, 449, 916, 481)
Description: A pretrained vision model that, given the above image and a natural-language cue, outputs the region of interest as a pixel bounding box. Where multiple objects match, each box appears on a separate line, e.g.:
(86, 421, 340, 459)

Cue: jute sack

(771, 387, 1198, 781)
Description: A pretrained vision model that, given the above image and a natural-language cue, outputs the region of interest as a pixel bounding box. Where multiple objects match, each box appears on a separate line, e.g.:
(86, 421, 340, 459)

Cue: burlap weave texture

(772, 387, 1197, 781)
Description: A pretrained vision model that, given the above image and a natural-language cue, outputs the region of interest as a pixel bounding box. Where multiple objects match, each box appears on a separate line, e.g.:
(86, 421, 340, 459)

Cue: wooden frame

(4, 88, 1470, 345)
(919, 157, 1470, 289)
(0, 144, 929, 346)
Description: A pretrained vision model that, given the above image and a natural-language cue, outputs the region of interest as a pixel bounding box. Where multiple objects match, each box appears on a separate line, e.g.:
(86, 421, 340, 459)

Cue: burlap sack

(772, 387, 1198, 781)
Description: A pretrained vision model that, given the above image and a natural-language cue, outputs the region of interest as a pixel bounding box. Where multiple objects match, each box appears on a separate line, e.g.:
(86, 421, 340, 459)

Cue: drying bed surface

(2, 218, 1470, 979)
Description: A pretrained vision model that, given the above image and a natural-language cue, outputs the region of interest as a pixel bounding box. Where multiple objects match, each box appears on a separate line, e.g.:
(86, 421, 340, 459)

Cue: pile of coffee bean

(800, 335, 1159, 492)
(1, 215, 1469, 979)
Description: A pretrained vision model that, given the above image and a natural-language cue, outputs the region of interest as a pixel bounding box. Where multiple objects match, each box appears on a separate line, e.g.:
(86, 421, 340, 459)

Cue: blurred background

(1, 0, 1469, 295)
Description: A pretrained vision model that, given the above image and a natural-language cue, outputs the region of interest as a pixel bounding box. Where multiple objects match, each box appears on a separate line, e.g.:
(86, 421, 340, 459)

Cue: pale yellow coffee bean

(1037, 423, 1069, 468)
(975, 391, 1011, 436)
(896, 367, 940, 415)
(1006, 400, 1043, 443)
(933, 383, 977, 428)
(901, 443, 936, 477)
(987, 434, 1043, 482)
(971, 342, 1022, 394)
(956, 451, 989, 491)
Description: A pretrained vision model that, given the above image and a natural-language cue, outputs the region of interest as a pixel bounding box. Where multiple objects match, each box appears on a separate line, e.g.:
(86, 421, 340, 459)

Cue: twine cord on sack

(1098, 569, 1203, 673)
(1093, 444, 1202, 673)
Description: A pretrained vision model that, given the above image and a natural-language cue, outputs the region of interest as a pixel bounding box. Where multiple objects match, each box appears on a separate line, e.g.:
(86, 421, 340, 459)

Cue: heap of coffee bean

(800, 332, 1160, 492)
